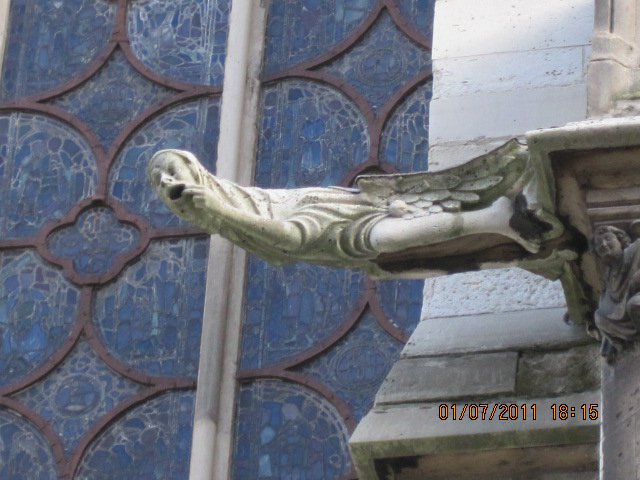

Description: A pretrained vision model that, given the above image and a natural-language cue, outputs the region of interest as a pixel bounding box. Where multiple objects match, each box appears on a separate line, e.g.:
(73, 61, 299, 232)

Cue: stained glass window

(263, 0, 377, 76)
(94, 239, 208, 378)
(320, 11, 431, 112)
(14, 340, 142, 455)
(1, 0, 434, 477)
(0, 112, 98, 239)
(233, 1, 434, 478)
(0, 408, 59, 480)
(50, 50, 176, 149)
(74, 391, 195, 480)
(233, 381, 352, 479)
(256, 81, 369, 188)
(1, 0, 117, 99)
(47, 207, 141, 278)
(242, 261, 366, 370)
(0, 250, 80, 388)
(0, 0, 229, 478)
(128, 0, 229, 86)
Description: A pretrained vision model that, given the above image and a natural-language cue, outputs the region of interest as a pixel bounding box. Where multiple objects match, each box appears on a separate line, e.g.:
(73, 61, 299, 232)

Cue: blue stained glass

(232, 380, 351, 480)
(395, 0, 435, 40)
(0, 250, 81, 387)
(376, 279, 424, 337)
(0, 408, 58, 480)
(51, 50, 176, 148)
(381, 81, 431, 171)
(75, 391, 194, 480)
(0, 113, 98, 239)
(321, 11, 431, 112)
(296, 310, 403, 421)
(14, 340, 142, 456)
(264, 0, 377, 74)
(94, 238, 208, 378)
(1, 0, 116, 99)
(240, 258, 364, 370)
(128, 0, 230, 86)
(256, 81, 369, 188)
(109, 98, 220, 228)
(47, 207, 141, 278)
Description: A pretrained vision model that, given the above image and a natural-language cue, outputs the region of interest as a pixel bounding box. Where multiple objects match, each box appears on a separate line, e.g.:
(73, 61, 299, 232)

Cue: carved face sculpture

(148, 149, 202, 204)
(594, 228, 624, 265)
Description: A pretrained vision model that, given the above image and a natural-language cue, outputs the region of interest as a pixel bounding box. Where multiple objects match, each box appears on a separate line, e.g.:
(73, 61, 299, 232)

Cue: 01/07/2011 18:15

(438, 403, 600, 422)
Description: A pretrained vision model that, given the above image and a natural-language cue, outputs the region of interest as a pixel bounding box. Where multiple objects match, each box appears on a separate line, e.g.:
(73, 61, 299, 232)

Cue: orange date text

(438, 403, 537, 421)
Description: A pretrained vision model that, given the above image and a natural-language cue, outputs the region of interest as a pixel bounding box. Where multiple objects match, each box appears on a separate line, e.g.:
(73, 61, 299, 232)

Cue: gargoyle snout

(159, 172, 175, 187)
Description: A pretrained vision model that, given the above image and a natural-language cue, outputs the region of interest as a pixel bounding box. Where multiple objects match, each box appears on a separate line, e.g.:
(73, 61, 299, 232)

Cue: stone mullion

(188, 1, 268, 479)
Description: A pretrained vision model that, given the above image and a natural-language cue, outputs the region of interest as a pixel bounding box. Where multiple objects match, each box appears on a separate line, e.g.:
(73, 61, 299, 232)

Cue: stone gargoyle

(148, 139, 568, 278)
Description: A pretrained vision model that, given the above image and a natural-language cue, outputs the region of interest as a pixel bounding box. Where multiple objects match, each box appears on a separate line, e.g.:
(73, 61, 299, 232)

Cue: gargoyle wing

(355, 139, 530, 217)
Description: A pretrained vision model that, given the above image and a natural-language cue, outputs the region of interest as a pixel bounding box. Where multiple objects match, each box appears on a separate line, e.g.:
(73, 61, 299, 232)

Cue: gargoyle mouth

(168, 184, 186, 200)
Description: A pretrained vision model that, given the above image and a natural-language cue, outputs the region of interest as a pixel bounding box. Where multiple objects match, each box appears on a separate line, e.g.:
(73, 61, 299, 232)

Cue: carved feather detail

(355, 139, 528, 217)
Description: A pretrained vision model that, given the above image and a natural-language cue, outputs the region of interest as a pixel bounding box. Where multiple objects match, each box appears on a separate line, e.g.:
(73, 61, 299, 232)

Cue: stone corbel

(528, 116, 640, 361)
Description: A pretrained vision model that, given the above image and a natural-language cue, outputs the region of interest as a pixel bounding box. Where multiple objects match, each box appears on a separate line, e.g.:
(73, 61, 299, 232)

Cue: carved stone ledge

(528, 116, 640, 360)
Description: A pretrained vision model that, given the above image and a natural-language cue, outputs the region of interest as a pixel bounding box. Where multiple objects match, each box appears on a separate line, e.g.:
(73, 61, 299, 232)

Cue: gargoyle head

(148, 149, 206, 219)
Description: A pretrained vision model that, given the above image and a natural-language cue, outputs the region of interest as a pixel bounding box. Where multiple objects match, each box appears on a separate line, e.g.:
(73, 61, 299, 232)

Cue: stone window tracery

(0, 0, 229, 478)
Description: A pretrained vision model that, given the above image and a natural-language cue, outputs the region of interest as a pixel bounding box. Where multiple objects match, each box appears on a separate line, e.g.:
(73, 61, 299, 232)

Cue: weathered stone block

(376, 446, 598, 480)
(428, 138, 513, 171)
(517, 344, 600, 397)
(350, 391, 600, 480)
(429, 84, 588, 144)
(433, 0, 593, 59)
(433, 47, 587, 99)
(404, 308, 591, 358)
(423, 268, 566, 320)
(376, 352, 518, 404)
